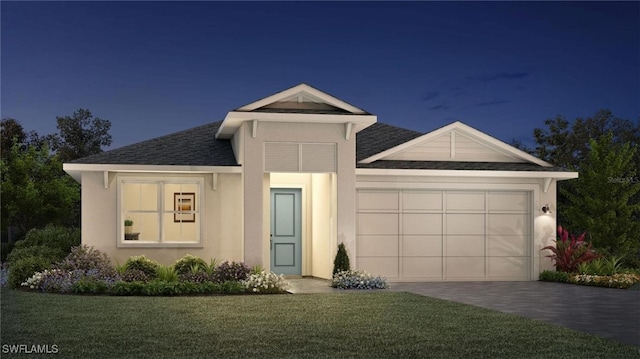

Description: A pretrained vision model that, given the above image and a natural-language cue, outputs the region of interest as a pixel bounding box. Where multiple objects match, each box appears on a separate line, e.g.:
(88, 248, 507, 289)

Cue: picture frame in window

(174, 192, 196, 223)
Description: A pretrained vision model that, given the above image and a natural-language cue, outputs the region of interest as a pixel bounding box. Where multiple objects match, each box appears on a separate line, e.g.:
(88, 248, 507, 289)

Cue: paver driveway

(289, 279, 639, 347)
(389, 281, 640, 347)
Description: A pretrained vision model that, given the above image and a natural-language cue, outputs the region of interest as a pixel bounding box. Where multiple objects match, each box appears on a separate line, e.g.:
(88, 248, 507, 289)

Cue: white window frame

(116, 176, 205, 248)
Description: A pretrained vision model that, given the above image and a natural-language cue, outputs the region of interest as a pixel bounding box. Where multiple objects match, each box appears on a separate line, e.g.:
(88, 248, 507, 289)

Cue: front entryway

(270, 188, 302, 275)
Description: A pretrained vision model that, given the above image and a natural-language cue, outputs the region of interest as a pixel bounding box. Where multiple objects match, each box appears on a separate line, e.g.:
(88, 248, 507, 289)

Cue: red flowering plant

(542, 225, 601, 272)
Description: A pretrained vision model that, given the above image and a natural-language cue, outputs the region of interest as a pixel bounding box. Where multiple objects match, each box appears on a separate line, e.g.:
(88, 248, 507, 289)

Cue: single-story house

(64, 83, 577, 281)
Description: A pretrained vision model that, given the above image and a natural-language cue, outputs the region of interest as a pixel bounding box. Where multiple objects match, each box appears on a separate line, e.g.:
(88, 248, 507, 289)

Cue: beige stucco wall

(355, 174, 560, 279)
(311, 173, 336, 279)
(239, 121, 355, 274)
(81, 171, 243, 266)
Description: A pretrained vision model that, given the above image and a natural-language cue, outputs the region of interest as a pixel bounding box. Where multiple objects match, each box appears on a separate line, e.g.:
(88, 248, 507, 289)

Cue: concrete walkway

(288, 278, 640, 347)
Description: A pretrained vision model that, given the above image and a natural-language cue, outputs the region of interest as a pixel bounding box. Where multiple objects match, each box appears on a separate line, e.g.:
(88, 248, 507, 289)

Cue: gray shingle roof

(71, 121, 237, 166)
(71, 120, 563, 172)
(356, 123, 423, 162)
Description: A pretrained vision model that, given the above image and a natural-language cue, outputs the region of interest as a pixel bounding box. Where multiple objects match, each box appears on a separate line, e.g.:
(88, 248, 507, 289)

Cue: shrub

(108, 280, 238, 296)
(331, 269, 388, 289)
(250, 264, 263, 275)
(111, 281, 147, 296)
(173, 254, 207, 275)
(333, 243, 351, 275)
(214, 261, 250, 283)
(72, 278, 110, 294)
(124, 255, 160, 279)
(570, 273, 640, 289)
(22, 269, 74, 293)
(17, 225, 80, 254)
(55, 245, 116, 277)
(541, 226, 601, 272)
(157, 265, 179, 282)
(243, 271, 290, 294)
(205, 258, 218, 276)
(576, 256, 624, 276)
(178, 269, 212, 283)
(539, 270, 570, 283)
(8, 256, 52, 288)
(21, 267, 120, 293)
(121, 269, 150, 283)
(220, 280, 245, 294)
(6, 245, 65, 267)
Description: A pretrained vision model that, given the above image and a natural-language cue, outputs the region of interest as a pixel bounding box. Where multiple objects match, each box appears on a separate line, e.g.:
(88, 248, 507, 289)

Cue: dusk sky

(2, 1, 638, 150)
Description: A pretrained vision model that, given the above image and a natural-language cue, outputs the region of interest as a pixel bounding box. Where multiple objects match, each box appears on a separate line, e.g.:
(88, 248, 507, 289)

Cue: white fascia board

(216, 111, 377, 139)
(63, 163, 241, 177)
(355, 168, 578, 180)
(359, 121, 552, 167)
(236, 84, 368, 114)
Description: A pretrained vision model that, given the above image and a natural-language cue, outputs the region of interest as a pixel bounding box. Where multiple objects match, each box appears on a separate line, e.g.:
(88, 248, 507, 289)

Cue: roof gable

(235, 83, 369, 114)
(215, 84, 377, 139)
(360, 121, 551, 167)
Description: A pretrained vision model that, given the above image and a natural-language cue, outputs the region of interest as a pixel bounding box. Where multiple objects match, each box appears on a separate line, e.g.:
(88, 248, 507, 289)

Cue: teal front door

(270, 188, 302, 275)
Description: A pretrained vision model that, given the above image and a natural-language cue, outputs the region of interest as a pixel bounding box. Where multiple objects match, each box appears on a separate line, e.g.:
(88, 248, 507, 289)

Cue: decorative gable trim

(235, 83, 368, 114)
(215, 84, 377, 139)
(359, 121, 552, 167)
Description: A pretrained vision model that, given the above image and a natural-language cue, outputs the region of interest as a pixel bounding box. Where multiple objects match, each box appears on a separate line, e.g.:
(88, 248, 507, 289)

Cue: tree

(0, 141, 80, 237)
(530, 109, 639, 170)
(561, 133, 640, 262)
(524, 109, 640, 226)
(333, 243, 351, 274)
(46, 109, 112, 162)
(1, 119, 43, 160)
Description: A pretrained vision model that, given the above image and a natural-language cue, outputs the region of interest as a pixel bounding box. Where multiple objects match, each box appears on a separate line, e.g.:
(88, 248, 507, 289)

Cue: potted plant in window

(124, 219, 134, 235)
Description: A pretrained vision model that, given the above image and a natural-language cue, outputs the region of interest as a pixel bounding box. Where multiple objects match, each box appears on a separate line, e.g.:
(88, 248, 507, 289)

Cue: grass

(2, 289, 639, 358)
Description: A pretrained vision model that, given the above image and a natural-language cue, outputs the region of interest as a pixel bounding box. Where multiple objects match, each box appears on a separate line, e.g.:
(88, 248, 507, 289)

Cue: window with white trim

(117, 177, 204, 246)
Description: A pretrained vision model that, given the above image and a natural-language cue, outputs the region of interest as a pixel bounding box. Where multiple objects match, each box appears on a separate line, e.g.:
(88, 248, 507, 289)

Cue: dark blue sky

(2, 1, 638, 149)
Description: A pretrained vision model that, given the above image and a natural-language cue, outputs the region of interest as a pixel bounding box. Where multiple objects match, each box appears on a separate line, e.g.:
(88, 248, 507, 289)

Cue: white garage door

(356, 190, 531, 281)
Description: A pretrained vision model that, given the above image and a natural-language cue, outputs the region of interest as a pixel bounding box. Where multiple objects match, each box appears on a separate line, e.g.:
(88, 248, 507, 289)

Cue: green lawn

(1, 289, 638, 358)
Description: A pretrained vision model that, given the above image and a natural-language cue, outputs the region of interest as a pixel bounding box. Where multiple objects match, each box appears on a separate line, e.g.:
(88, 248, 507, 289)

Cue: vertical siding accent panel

(264, 143, 299, 172)
(301, 143, 336, 172)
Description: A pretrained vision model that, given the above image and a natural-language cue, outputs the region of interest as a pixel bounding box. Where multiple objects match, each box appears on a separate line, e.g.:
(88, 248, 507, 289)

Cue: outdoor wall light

(541, 204, 552, 214)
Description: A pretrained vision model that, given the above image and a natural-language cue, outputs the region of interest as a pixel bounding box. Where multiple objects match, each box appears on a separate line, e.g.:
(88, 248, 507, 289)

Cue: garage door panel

(446, 214, 485, 235)
(358, 213, 398, 235)
(488, 235, 527, 256)
(402, 192, 442, 210)
(358, 192, 399, 210)
(402, 235, 442, 256)
(403, 214, 442, 235)
(488, 214, 529, 236)
(357, 257, 398, 278)
(357, 235, 398, 257)
(446, 257, 485, 278)
(446, 235, 485, 256)
(488, 257, 528, 278)
(447, 192, 485, 211)
(356, 190, 531, 281)
(402, 257, 442, 278)
(488, 192, 529, 212)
